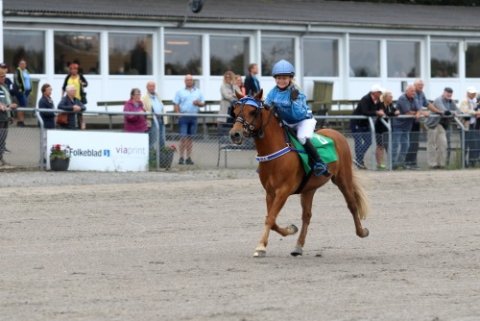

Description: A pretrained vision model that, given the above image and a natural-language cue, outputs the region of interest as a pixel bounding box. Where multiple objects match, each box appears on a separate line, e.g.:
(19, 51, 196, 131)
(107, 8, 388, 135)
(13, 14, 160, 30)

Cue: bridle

(233, 96, 274, 139)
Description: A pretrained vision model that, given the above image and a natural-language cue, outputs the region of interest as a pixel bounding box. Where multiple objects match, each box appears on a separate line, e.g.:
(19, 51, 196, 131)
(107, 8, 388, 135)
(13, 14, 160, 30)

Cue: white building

(2, 0, 480, 110)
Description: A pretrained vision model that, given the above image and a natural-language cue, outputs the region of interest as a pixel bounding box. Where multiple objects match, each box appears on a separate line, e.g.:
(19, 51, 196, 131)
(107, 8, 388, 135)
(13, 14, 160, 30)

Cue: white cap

(466, 86, 477, 94)
(370, 84, 383, 93)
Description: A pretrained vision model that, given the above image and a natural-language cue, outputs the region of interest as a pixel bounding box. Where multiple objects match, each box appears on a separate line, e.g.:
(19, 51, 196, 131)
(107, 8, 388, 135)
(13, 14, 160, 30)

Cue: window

(109, 33, 152, 75)
(349, 39, 380, 77)
(303, 38, 338, 77)
(165, 34, 202, 75)
(3, 30, 45, 73)
(430, 42, 458, 78)
(465, 42, 480, 78)
(261, 37, 294, 76)
(54, 32, 100, 74)
(210, 36, 249, 75)
(387, 41, 420, 78)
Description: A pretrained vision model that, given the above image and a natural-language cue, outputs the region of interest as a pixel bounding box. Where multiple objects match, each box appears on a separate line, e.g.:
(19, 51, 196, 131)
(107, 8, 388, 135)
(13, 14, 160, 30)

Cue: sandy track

(1, 169, 479, 321)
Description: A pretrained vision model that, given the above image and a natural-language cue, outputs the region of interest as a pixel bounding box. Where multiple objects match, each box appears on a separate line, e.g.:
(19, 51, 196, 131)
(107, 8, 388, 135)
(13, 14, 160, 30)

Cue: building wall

(3, 17, 480, 111)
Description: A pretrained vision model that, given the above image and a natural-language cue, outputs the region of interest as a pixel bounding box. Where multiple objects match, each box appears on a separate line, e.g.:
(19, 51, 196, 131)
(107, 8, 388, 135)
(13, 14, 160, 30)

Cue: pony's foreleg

(291, 190, 315, 256)
(254, 192, 294, 257)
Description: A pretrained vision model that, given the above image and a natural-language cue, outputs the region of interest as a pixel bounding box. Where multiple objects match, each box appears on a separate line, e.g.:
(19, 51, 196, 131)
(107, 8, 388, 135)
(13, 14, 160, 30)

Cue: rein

(235, 97, 275, 139)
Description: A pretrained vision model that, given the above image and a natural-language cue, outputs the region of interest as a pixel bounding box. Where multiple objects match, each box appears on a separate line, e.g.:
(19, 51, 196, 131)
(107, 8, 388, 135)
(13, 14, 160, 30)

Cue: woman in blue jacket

(264, 60, 326, 176)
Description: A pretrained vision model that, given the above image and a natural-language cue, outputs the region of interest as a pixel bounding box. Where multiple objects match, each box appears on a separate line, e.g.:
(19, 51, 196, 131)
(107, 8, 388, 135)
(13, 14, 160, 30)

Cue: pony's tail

(352, 172, 369, 220)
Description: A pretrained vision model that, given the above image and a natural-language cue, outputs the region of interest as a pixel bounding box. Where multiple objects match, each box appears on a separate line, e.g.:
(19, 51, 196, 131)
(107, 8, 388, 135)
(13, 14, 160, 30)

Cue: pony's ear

(254, 89, 263, 101)
(235, 91, 244, 100)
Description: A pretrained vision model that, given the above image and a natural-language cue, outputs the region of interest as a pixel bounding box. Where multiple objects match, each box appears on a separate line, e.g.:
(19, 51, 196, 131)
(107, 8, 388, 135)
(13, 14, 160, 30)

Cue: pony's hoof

(361, 228, 369, 238)
(287, 224, 299, 235)
(291, 246, 303, 257)
(253, 250, 266, 258)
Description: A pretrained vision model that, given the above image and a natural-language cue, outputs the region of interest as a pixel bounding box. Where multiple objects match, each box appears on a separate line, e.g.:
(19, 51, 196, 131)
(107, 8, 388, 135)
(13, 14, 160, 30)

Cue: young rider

(264, 59, 327, 176)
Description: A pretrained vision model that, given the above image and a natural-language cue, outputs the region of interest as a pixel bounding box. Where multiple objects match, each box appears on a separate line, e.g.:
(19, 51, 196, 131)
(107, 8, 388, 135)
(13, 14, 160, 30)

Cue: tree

(327, 0, 480, 5)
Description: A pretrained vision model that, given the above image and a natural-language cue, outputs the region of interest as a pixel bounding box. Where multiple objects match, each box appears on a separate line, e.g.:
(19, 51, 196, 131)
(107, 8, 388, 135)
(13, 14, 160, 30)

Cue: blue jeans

(16, 89, 31, 107)
(149, 121, 165, 150)
(392, 129, 410, 167)
(351, 124, 371, 166)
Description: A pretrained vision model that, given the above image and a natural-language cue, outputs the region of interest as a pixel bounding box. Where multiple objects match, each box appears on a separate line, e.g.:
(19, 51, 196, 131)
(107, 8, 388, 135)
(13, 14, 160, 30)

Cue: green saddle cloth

(287, 132, 338, 174)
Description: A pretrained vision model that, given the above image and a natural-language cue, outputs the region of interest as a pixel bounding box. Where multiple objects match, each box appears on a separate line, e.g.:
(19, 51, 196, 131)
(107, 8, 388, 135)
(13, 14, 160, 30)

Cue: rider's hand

(290, 88, 299, 100)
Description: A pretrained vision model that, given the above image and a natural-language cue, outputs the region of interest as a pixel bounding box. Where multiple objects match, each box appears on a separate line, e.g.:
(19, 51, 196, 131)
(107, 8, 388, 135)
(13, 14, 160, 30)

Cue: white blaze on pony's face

(229, 90, 263, 144)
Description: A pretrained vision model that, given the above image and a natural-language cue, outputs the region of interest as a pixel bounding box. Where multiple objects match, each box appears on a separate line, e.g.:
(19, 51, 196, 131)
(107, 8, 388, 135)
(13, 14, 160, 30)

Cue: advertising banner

(46, 130, 148, 172)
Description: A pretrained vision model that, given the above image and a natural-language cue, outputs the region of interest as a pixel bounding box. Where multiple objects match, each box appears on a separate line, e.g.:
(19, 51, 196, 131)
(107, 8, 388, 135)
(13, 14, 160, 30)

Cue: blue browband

(238, 96, 262, 109)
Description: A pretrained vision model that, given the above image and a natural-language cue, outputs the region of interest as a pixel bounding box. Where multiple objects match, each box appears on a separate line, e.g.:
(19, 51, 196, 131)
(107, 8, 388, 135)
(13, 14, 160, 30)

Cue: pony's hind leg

(291, 190, 315, 256)
(332, 173, 370, 238)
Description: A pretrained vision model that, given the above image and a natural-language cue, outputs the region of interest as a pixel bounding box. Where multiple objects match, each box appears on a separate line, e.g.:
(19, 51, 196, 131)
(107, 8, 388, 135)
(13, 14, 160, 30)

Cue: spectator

(235, 75, 246, 96)
(244, 63, 261, 96)
(459, 86, 480, 167)
(124, 88, 147, 133)
(0, 63, 14, 96)
(13, 59, 31, 127)
(351, 84, 384, 169)
(406, 79, 434, 169)
(38, 84, 55, 129)
(173, 74, 205, 165)
(391, 85, 418, 170)
(265, 59, 327, 176)
(142, 81, 165, 149)
(57, 85, 86, 130)
(375, 90, 398, 169)
(424, 87, 458, 169)
(218, 71, 237, 124)
(0, 68, 18, 166)
(62, 63, 88, 130)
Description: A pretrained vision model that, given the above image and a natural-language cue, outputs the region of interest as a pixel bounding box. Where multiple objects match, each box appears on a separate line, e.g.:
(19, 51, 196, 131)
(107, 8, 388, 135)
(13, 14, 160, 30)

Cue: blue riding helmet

(272, 59, 295, 77)
(238, 96, 262, 109)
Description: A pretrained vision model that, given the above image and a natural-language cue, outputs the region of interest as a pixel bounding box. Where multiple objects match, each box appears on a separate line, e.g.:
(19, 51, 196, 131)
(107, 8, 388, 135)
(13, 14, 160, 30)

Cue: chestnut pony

(229, 91, 369, 257)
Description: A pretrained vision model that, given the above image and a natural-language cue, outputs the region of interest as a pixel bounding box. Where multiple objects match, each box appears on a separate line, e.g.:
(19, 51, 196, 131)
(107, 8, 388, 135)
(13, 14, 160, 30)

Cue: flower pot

(50, 158, 70, 171)
(159, 150, 174, 169)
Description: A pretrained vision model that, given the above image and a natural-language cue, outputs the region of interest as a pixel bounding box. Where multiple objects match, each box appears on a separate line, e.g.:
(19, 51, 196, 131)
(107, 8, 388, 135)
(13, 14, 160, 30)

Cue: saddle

(285, 128, 338, 174)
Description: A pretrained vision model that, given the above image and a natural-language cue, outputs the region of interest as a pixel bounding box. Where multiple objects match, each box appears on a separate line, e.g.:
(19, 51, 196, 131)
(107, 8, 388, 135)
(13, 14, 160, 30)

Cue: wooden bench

(96, 100, 125, 129)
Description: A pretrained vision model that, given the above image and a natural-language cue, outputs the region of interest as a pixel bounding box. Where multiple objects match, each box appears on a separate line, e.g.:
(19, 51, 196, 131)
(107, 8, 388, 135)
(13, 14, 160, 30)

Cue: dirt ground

(0, 169, 479, 321)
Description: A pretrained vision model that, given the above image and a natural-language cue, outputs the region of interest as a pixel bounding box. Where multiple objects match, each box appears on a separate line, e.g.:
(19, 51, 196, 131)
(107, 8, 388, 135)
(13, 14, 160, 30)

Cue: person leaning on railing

(350, 84, 384, 170)
(424, 87, 459, 169)
(0, 68, 18, 166)
(391, 85, 418, 170)
(57, 84, 86, 130)
(38, 83, 56, 129)
(459, 86, 480, 167)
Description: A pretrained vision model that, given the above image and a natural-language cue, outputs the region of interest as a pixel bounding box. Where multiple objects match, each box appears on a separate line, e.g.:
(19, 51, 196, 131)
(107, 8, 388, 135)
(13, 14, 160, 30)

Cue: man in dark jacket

(350, 84, 385, 169)
(57, 85, 86, 129)
(244, 63, 261, 96)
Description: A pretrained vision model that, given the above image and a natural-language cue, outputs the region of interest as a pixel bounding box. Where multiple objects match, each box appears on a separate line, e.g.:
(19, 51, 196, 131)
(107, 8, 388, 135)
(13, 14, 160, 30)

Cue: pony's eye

(249, 110, 257, 117)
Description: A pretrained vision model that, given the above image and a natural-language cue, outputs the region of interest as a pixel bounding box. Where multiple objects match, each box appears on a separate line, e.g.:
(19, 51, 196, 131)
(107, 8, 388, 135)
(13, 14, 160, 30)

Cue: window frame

(261, 35, 296, 76)
(349, 37, 381, 78)
(3, 28, 46, 74)
(108, 31, 154, 76)
(302, 36, 340, 77)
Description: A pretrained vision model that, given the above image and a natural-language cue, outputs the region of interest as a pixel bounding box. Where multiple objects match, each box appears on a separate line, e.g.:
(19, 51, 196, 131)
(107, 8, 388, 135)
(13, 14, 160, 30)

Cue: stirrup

(312, 161, 328, 176)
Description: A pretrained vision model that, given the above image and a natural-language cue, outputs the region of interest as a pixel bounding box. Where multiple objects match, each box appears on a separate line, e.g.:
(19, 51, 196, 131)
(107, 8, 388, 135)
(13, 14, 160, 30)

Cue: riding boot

(303, 139, 328, 176)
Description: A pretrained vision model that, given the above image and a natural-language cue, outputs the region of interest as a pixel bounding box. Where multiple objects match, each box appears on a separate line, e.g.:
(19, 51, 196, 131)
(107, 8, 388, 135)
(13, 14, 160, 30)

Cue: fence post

(152, 111, 160, 170)
(454, 116, 466, 169)
(35, 109, 46, 170)
(368, 116, 376, 170)
(380, 117, 392, 171)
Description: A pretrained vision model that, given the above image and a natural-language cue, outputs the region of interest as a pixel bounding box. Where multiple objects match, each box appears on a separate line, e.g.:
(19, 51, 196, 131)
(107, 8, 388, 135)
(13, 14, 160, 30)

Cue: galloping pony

(229, 91, 370, 257)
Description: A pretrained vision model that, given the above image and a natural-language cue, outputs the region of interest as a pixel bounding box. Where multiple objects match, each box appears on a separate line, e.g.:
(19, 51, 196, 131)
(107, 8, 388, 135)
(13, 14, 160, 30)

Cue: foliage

(49, 144, 72, 160)
(161, 145, 177, 153)
(326, 0, 480, 5)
